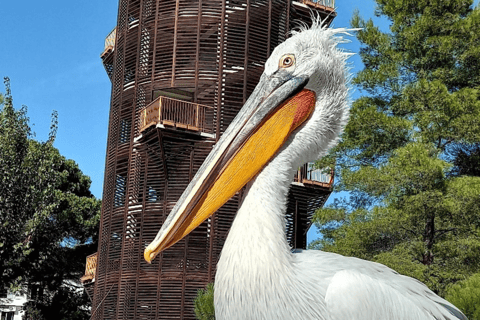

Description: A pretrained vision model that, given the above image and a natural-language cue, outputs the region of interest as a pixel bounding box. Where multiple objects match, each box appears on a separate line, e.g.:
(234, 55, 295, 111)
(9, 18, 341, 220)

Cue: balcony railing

(139, 96, 214, 134)
(102, 28, 116, 56)
(299, 0, 335, 10)
(80, 253, 97, 283)
(294, 163, 333, 188)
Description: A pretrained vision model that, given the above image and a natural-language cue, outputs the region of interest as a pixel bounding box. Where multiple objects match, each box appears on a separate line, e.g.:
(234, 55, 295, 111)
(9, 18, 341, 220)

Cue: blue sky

(1, 1, 118, 197)
(2, 1, 475, 242)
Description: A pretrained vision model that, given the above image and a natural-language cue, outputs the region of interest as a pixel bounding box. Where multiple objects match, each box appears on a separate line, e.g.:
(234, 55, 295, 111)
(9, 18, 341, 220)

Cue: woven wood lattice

(87, 1, 336, 319)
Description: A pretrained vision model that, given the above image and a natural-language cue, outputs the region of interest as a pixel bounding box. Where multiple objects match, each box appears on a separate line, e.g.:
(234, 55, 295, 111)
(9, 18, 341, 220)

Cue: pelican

(144, 21, 467, 320)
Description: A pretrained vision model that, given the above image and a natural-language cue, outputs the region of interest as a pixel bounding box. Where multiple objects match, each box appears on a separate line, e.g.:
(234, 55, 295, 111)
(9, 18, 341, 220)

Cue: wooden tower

(82, 1, 337, 319)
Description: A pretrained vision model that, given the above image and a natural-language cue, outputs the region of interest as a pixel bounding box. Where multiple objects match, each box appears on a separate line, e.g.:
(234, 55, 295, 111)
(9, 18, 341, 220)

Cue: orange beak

(144, 73, 316, 263)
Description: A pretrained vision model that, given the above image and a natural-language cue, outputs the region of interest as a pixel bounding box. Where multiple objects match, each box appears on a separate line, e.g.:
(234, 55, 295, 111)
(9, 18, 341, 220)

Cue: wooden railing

(139, 96, 214, 134)
(102, 28, 116, 56)
(294, 163, 333, 188)
(300, 0, 335, 10)
(80, 253, 97, 283)
(105, 28, 116, 49)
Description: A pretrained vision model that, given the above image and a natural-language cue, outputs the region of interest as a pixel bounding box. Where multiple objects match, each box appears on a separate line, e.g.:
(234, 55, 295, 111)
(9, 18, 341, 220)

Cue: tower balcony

(294, 163, 333, 189)
(101, 28, 116, 58)
(80, 252, 97, 284)
(101, 28, 116, 80)
(298, 0, 335, 11)
(139, 96, 215, 136)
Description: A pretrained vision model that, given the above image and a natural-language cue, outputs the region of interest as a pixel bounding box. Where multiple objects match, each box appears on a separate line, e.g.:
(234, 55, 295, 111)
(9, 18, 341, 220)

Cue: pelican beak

(145, 71, 316, 263)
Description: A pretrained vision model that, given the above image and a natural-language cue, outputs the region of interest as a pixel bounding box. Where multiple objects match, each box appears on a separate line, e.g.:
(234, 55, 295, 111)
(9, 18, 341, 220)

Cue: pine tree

(312, 0, 480, 301)
(194, 283, 215, 320)
(445, 273, 480, 320)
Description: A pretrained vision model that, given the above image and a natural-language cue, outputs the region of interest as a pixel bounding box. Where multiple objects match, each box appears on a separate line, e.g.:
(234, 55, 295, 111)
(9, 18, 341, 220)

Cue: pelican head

(145, 21, 352, 262)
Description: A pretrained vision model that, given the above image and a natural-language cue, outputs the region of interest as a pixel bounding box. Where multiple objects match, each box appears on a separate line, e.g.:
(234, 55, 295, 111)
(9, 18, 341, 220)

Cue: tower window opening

(114, 174, 127, 207)
(147, 186, 158, 202)
(119, 119, 131, 144)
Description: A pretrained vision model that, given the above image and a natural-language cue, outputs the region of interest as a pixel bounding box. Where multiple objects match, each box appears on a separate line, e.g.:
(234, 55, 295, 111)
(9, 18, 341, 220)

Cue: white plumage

(146, 20, 467, 320)
(213, 22, 467, 320)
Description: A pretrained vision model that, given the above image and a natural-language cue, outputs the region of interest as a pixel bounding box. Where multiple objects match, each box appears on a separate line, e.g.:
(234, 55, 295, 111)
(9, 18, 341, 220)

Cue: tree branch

(435, 228, 457, 239)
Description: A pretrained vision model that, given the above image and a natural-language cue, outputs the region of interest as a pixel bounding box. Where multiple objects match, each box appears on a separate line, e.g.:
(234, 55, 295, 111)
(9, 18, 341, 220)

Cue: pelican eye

(279, 54, 295, 69)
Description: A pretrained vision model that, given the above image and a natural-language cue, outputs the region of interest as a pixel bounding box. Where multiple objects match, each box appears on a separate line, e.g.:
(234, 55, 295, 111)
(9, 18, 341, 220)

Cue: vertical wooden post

(196, 104, 199, 129)
(294, 200, 299, 248)
(242, 0, 250, 104)
(286, 0, 291, 37)
(267, 0, 272, 56)
(158, 98, 162, 124)
(171, 0, 180, 87)
(194, 0, 203, 103)
(215, 0, 226, 140)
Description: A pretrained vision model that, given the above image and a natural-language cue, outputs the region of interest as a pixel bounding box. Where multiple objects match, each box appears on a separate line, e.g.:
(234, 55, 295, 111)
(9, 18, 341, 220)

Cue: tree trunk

(422, 212, 435, 265)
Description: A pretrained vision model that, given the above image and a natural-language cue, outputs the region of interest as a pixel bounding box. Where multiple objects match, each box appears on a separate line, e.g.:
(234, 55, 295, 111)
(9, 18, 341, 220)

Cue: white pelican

(144, 21, 467, 320)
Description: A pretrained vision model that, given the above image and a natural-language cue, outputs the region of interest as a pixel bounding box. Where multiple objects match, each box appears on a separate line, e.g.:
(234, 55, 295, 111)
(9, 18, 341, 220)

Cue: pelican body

(144, 21, 467, 320)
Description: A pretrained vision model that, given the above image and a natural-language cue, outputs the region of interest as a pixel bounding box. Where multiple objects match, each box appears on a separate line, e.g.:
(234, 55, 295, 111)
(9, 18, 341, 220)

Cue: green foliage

(24, 286, 91, 320)
(311, 0, 480, 309)
(24, 303, 46, 320)
(0, 78, 101, 318)
(194, 283, 215, 320)
(445, 273, 480, 320)
(449, 143, 480, 176)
